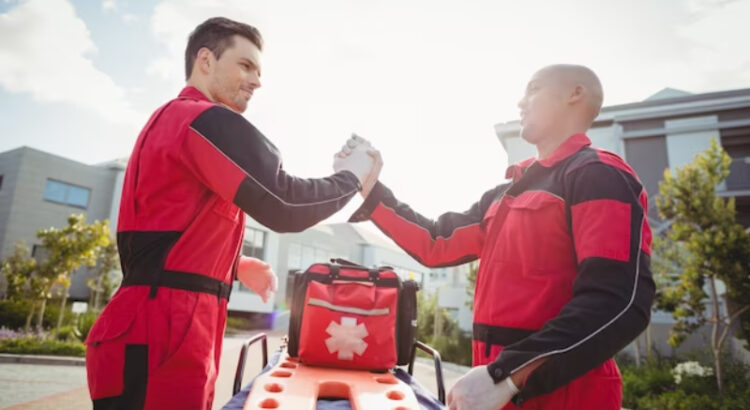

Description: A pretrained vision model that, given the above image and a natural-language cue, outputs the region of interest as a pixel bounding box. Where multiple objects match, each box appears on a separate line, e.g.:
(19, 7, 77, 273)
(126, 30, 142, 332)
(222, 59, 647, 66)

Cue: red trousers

(86, 286, 227, 410)
(475, 341, 622, 410)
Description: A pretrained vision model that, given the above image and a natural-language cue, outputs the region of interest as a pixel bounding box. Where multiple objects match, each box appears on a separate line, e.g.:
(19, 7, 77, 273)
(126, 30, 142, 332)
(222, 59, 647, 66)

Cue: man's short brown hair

(185, 17, 263, 80)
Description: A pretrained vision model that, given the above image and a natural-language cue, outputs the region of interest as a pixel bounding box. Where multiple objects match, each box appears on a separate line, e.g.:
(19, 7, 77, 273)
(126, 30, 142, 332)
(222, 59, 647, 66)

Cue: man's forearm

(509, 358, 546, 388)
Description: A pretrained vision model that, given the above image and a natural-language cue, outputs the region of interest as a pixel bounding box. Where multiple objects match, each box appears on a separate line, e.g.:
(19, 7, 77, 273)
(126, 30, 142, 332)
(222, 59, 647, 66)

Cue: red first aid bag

(288, 259, 418, 370)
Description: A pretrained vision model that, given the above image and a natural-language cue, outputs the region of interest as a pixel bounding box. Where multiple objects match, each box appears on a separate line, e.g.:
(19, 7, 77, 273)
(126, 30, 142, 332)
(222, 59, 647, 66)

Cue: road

(0, 330, 465, 409)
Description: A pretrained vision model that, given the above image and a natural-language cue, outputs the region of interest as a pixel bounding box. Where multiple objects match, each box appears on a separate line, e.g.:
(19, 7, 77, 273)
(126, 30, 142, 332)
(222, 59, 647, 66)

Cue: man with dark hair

(342, 64, 654, 409)
(183, 17, 263, 81)
(85, 17, 380, 410)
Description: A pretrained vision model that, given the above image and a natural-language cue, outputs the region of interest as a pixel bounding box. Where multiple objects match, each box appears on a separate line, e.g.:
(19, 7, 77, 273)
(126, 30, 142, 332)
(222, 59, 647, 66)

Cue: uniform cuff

(486, 361, 509, 384)
(338, 170, 362, 191)
(348, 181, 387, 222)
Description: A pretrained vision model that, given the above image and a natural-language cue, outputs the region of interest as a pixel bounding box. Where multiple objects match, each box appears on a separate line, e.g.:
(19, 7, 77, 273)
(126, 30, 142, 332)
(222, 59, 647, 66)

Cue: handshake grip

(333, 136, 382, 197)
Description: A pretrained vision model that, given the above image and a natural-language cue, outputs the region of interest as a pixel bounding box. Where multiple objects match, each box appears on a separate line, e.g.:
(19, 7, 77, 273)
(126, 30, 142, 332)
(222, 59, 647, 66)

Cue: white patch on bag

(325, 317, 368, 360)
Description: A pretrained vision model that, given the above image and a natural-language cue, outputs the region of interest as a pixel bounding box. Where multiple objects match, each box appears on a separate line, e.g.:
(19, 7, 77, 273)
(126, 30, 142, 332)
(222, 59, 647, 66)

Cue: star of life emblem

(325, 317, 368, 360)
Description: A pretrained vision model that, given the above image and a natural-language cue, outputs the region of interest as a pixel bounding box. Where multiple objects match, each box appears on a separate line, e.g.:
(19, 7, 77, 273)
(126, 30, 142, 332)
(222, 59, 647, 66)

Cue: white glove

(447, 365, 518, 410)
(334, 134, 383, 197)
(237, 256, 277, 303)
(336, 134, 373, 158)
(333, 145, 373, 183)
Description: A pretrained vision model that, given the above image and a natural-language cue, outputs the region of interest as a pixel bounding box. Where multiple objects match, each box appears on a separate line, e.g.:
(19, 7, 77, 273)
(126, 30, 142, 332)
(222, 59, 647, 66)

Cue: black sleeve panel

(189, 106, 360, 233)
(487, 163, 655, 404)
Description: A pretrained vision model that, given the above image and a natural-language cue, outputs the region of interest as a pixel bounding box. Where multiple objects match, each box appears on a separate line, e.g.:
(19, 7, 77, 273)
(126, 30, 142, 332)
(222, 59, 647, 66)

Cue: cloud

(684, 0, 741, 14)
(676, 0, 750, 89)
(102, 0, 116, 12)
(122, 13, 138, 23)
(0, 0, 141, 127)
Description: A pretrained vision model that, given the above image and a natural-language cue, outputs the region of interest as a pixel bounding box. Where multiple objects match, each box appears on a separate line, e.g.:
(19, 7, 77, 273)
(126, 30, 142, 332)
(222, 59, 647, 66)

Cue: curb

(0, 353, 85, 366)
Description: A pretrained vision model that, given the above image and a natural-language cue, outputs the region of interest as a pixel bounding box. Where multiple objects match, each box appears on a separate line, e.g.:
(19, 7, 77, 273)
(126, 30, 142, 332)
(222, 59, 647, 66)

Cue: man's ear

(195, 47, 215, 75)
(568, 84, 586, 105)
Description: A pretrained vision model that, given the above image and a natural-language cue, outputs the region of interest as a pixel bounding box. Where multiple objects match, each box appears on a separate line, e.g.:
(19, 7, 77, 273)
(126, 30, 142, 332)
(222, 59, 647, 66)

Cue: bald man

(344, 65, 654, 409)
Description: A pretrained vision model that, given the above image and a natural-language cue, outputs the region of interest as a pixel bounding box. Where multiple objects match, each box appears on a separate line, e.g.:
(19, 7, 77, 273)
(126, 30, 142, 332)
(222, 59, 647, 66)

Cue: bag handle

(329, 264, 340, 280)
(330, 258, 365, 268)
(330, 258, 382, 281)
(330, 258, 393, 273)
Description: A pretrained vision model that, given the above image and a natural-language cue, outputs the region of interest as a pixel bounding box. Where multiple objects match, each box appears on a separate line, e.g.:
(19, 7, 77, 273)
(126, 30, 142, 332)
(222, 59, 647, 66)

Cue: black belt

(122, 269, 232, 301)
(473, 323, 535, 357)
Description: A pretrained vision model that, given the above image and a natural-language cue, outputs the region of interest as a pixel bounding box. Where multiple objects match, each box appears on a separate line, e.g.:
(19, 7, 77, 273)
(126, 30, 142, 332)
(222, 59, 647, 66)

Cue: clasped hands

(237, 134, 380, 305)
(333, 134, 383, 197)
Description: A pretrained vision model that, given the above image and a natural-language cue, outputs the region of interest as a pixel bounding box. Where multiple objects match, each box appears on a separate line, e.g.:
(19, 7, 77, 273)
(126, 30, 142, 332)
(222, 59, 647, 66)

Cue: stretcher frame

(233, 333, 446, 405)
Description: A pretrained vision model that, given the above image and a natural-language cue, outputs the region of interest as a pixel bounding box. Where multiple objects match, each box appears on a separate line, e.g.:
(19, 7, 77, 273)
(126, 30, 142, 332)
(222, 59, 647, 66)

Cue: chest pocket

(500, 191, 574, 270)
(503, 190, 566, 237)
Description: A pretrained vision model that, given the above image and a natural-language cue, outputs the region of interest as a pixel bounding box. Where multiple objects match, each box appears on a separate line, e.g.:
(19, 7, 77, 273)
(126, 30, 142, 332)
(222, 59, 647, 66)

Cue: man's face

(207, 35, 262, 113)
(517, 69, 568, 145)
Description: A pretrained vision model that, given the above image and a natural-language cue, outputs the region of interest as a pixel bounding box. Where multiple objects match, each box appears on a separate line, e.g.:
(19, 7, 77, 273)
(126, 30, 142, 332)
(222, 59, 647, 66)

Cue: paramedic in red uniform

(345, 65, 655, 409)
(85, 17, 379, 410)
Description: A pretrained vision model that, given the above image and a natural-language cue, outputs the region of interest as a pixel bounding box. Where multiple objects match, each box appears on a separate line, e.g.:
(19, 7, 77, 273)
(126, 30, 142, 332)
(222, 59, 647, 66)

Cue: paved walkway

(0, 331, 463, 409)
(0, 363, 88, 409)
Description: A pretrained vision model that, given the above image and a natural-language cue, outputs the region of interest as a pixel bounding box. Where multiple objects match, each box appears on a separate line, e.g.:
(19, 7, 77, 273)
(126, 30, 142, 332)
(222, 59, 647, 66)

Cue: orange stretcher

(230, 334, 446, 410)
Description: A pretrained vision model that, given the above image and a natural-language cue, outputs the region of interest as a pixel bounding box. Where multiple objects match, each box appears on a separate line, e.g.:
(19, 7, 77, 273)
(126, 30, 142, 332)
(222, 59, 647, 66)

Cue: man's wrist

(509, 372, 524, 389)
(505, 376, 519, 394)
(348, 181, 386, 222)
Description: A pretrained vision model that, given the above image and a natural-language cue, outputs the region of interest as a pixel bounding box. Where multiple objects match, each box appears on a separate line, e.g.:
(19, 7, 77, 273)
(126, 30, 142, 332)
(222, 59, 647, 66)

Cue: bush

(415, 292, 472, 366)
(0, 336, 85, 357)
(226, 315, 257, 335)
(426, 331, 473, 366)
(227, 316, 250, 330)
(0, 298, 80, 331)
(0, 299, 34, 329)
(636, 390, 717, 410)
(43, 299, 76, 328)
(78, 311, 99, 342)
(620, 356, 676, 408)
(620, 354, 750, 409)
(54, 325, 81, 342)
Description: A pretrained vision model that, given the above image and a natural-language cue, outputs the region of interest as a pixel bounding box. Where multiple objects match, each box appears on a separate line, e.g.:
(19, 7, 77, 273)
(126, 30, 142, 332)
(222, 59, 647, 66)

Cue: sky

(1, 0, 749, 223)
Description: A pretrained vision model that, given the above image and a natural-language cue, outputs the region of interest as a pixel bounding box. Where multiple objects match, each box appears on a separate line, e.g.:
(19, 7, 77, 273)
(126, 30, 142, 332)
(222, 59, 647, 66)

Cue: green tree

(0, 241, 44, 330)
(416, 291, 472, 365)
(1, 242, 37, 301)
(655, 138, 750, 393)
(86, 240, 120, 311)
(34, 214, 111, 332)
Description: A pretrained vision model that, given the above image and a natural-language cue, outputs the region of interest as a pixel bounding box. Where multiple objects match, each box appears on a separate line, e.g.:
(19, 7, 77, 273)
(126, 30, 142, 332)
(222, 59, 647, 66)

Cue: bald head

(518, 64, 604, 152)
(536, 64, 603, 123)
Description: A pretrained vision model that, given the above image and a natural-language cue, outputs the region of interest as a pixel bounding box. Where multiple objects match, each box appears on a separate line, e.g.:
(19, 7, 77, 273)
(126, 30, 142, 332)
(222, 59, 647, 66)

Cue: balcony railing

(726, 157, 750, 191)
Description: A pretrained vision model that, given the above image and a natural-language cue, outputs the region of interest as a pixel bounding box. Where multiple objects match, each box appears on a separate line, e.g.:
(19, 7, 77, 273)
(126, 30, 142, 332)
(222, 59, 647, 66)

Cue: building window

(287, 243, 302, 270)
(242, 227, 266, 259)
(286, 242, 339, 271)
(31, 245, 47, 262)
(43, 179, 90, 209)
(238, 227, 267, 293)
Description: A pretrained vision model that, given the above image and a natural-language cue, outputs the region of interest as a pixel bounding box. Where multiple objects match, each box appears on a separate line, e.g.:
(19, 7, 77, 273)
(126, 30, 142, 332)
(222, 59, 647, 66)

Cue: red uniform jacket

(350, 134, 655, 408)
(86, 86, 360, 410)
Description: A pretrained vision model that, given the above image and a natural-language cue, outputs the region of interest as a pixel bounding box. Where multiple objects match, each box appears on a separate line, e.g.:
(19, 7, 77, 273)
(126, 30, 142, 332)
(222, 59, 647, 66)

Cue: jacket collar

(505, 133, 591, 181)
(178, 86, 212, 102)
